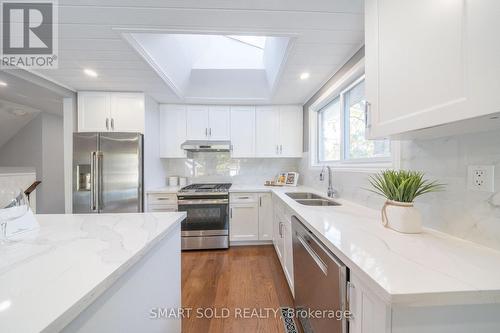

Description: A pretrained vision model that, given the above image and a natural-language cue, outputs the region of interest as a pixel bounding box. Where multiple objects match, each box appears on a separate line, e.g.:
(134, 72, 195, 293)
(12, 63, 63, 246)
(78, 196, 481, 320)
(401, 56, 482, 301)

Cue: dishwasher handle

(296, 232, 328, 276)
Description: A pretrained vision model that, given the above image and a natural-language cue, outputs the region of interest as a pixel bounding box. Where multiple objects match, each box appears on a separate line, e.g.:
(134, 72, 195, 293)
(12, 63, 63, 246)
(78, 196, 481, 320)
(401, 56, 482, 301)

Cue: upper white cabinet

(365, 0, 500, 138)
(256, 105, 302, 158)
(159, 104, 187, 158)
(186, 105, 209, 140)
(78, 92, 145, 133)
(186, 105, 230, 141)
(208, 106, 231, 140)
(230, 106, 256, 158)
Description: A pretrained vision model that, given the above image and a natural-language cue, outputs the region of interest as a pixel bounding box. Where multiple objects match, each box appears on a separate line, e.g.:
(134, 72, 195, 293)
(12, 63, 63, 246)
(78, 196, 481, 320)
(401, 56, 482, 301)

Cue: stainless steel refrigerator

(73, 132, 143, 213)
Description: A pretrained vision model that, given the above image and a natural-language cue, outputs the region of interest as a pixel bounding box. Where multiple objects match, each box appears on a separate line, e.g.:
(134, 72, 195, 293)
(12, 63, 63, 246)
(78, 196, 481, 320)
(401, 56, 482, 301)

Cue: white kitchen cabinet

(186, 105, 209, 140)
(256, 106, 280, 157)
(146, 193, 178, 212)
(186, 105, 231, 141)
(109, 93, 145, 133)
(273, 210, 284, 262)
(282, 216, 294, 292)
(230, 203, 259, 242)
(78, 92, 145, 133)
(78, 92, 110, 132)
(258, 193, 273, 240)
(279, 105, 303, 157)
(230, 106, 255, 158)
(255, 105, 302, 158)
(159, 104, 187, 158)
(208, 105, 230, 140)
(365, 0, 500, 139)
(349, 273, 390, 333)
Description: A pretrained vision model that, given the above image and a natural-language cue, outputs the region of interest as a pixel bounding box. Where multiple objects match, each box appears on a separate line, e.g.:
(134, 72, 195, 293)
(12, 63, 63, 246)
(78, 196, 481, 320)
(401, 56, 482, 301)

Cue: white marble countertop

(146, 186, 181, 194)
(140, 183, 500, 306)
(0, 212, 185, 333)
(271, 186, 500, 306)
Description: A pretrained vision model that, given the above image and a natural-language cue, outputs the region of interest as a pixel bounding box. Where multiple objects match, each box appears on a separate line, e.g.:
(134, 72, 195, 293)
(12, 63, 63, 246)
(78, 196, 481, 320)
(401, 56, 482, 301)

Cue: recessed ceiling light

(0, 81, 7, 87)
(300, 72, 310, 80)
(83, 69, 98, 77)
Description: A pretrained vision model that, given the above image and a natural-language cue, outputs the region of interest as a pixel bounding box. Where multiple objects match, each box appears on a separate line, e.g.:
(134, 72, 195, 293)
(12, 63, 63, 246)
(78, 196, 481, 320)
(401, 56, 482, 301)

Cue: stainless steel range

(177, 183, 231, 250)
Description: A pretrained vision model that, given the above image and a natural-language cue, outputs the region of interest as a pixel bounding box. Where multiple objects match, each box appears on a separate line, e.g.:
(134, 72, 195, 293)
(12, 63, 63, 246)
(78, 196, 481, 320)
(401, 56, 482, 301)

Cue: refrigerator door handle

(90, 152, 97, 211)
(96, 151, 103, 211)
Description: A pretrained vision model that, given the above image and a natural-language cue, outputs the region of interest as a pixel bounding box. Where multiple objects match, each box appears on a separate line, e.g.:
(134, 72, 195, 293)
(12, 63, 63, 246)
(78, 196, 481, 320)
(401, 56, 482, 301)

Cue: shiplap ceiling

(34, 0, 364, 104)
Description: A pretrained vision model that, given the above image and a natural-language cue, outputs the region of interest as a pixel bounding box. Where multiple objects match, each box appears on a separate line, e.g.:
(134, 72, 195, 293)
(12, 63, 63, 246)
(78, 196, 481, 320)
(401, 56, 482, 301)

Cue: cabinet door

(77, 92, 110, 132)
(186, 105, 209, 140)
(230, 106, 255, 158)
(273, 211, 285, 262)
(258, 193, 273, 240)
(208, 105, 230, 140)
(255, 106, 280, 157)
(230, 204, 259, 241)
(366, 0, 468, 138)
(110, 93, 145, 133)
(159, 104, 187, 158)
(279, 105, 303, 157)
(283, 218, 294, 292)
(349, 273, 390, 333)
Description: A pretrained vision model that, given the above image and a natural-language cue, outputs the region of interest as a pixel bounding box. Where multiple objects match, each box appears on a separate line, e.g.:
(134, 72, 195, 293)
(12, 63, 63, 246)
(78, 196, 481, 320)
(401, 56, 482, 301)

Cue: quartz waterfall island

(0, 212, 185, 333)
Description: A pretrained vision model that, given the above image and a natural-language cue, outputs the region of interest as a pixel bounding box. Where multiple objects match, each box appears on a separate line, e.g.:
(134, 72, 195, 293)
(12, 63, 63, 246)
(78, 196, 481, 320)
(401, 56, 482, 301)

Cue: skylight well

(126, 32, 291, 102)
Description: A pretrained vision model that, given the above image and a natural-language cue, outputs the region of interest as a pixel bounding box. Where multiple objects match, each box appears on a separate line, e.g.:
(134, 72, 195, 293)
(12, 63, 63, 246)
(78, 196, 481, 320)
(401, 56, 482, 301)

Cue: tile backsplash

(299, 129, 500, 251)
(162, 152, 300, 185)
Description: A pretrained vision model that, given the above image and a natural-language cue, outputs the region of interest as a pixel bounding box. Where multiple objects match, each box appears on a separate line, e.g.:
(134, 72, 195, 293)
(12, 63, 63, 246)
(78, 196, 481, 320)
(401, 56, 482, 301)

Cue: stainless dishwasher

(292, 216, 348, 333)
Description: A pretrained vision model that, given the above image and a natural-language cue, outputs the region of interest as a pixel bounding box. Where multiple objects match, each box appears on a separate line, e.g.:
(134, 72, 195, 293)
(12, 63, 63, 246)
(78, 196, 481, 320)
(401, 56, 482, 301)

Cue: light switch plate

(467, 165, 495, 192)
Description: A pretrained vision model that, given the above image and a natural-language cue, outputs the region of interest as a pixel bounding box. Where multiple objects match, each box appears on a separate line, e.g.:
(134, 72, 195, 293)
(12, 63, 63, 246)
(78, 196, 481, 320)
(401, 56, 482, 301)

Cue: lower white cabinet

(258, 193, 273, 240)
(230, 204, 259, 241)
(349, 273, 389, 333)
(272, 194, 294, 293)
(230, 192, 273, 242)
(146, 193, 178, 212)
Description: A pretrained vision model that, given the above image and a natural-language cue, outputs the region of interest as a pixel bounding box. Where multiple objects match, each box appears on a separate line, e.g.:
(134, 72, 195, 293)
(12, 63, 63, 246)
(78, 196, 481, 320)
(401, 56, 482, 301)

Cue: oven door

(177, 197, 229, 237)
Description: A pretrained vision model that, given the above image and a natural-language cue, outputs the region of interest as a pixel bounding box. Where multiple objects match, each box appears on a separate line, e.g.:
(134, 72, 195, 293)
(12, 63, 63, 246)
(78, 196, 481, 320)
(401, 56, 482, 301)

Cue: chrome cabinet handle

(259, 197, 262, 207)
(237, 196, 250, 199)
(230, 207, 233, 218)
(111, 118, 114, 130)
(209, 128, 212, 136)
(276, 145, 279, 154)
(105, 118, 109, 131)
(364, 101, 372, 129)
(279, 222, 283, 237)
(205, 128, 208, 137)
(280, 145, 283, 154)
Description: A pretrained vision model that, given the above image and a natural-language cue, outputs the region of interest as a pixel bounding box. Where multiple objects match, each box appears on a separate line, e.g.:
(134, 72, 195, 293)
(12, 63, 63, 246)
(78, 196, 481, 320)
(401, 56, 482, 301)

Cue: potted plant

(368, 170, 444, 233)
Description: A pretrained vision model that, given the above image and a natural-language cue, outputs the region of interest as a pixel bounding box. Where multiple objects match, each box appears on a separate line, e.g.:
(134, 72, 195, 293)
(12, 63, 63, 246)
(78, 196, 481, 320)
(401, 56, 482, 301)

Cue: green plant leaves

(367, 170, 444, 203)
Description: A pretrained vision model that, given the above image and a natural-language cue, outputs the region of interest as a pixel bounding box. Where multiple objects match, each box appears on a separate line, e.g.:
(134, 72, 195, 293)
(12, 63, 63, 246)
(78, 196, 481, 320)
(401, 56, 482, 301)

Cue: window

(315, 77, 391, 165)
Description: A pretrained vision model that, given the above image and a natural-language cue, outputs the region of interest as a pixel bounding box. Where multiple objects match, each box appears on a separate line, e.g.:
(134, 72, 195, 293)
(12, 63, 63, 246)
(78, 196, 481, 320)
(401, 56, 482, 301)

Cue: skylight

(225, 35, 267, 49)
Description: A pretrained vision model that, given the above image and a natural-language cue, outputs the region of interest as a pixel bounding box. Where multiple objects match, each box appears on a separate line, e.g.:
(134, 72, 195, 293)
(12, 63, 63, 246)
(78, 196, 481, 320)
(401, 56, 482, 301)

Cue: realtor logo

(1, 0, 58, 68)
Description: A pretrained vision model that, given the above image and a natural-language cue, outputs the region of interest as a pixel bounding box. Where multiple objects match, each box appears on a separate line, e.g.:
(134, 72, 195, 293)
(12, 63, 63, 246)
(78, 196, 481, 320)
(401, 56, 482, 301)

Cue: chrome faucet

(320, 166, 337, 198)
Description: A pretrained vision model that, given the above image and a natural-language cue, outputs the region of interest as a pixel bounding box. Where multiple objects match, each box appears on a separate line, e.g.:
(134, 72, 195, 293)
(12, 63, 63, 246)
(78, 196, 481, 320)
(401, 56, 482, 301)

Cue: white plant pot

(382, 200, 422, 234)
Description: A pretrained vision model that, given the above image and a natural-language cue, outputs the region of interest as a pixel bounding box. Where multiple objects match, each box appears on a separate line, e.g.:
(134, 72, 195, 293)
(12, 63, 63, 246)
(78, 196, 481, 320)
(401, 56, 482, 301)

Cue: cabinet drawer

(147, 205, 178, 212)
(230, 193, 258, 204)
(147, 193, 177, 205)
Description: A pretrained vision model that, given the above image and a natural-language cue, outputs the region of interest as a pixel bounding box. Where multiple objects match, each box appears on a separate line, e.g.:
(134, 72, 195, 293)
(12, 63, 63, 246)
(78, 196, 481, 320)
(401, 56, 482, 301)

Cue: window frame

(309, 59, 400, 172)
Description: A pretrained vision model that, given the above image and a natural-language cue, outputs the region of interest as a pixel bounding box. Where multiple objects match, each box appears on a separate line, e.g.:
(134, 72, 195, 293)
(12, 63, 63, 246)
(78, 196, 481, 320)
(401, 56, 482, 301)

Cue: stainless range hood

(181, 140, 232, 152)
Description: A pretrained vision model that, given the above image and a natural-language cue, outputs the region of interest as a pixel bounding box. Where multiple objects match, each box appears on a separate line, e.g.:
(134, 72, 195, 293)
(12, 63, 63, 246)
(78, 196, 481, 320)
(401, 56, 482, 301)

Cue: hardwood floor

(182, 245, 295, 333)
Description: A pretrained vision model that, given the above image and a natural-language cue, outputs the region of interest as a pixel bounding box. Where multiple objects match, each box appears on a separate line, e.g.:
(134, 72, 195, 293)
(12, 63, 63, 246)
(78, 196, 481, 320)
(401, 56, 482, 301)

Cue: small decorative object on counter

(276, 172, 287, 185)
(285, 172, 299, 186)
(367, 170, 444, 234)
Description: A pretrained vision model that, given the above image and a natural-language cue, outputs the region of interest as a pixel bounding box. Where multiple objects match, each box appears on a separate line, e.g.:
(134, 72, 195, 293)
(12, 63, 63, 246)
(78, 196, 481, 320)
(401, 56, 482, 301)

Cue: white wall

(144, 95, 167, 189)
(0, 112, 65, 213)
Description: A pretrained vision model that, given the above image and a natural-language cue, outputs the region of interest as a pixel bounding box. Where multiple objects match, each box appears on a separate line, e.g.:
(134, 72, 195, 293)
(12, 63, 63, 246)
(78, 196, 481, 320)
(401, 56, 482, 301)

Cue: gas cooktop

(178, 183, 232, 194)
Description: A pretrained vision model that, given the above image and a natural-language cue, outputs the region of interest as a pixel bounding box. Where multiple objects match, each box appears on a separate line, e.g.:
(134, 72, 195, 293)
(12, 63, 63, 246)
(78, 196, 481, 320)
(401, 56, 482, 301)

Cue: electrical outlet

(467, 165, 495, 192)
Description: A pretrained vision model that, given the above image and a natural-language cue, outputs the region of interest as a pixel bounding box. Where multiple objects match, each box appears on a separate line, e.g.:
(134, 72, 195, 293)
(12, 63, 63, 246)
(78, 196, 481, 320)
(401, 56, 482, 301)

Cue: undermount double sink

(285, 192, 341, 206)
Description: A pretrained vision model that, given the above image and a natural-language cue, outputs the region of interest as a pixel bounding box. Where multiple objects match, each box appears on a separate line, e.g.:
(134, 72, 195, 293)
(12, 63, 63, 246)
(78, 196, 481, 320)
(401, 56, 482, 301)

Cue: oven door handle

(178, 199, 229, 205)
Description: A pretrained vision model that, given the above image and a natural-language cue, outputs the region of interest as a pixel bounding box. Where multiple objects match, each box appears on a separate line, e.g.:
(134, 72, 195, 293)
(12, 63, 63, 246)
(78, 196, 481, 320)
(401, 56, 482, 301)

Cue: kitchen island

(0, 212, 185, 333)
